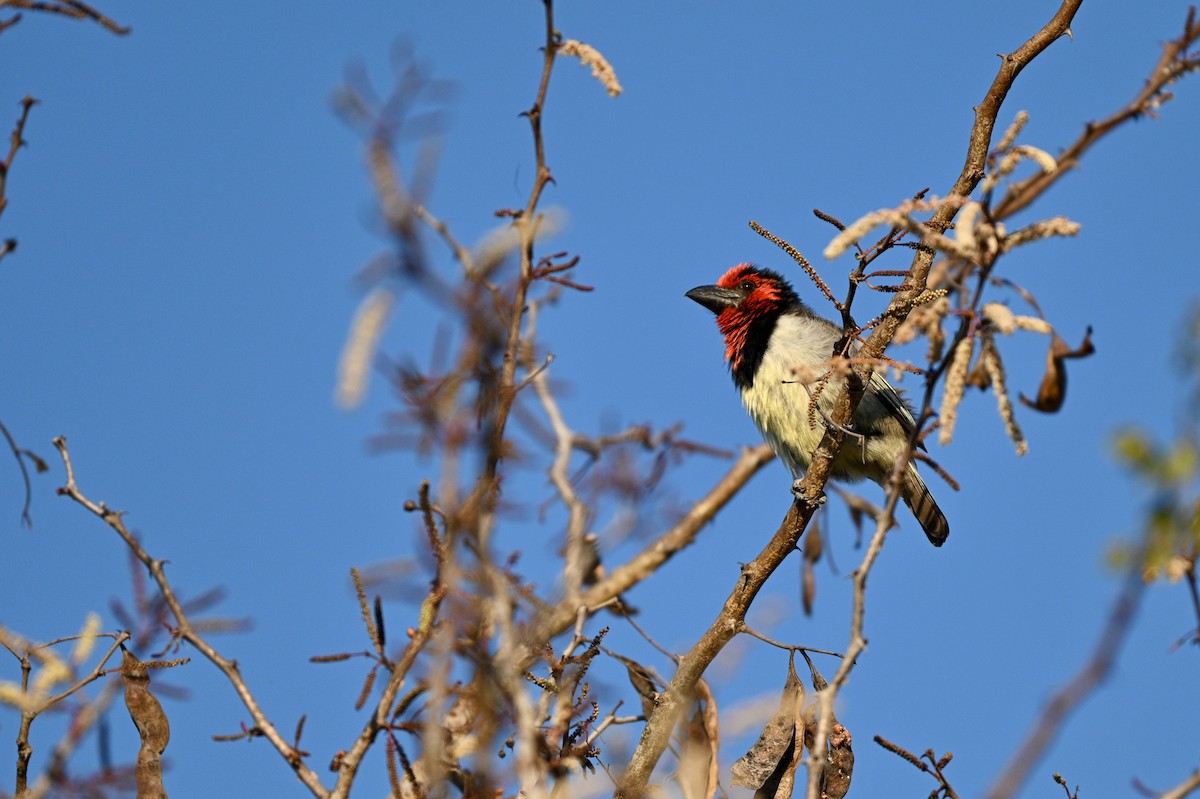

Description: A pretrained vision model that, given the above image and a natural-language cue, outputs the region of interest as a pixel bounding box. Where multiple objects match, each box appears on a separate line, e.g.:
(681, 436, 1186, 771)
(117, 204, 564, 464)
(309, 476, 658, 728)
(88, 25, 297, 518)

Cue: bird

(686, 263, 949, 546)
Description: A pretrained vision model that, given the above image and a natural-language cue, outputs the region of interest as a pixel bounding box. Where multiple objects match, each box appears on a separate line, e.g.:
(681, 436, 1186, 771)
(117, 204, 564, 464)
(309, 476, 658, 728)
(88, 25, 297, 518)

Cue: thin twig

(52, 437, 331, 798)
(804, 4, 1083, 797)
(614, 499, 811, 798)
(529, 443, 775, 645)
(0, 417, 37, 525)
(466, 4, 567, 797)
(0, 0, 130, 34)
(413, 202, 476, 275)
(328, 587, 442, 799)
(0, 95, 37, 266)
(992, 7, 1200, 220)
(526, 305, 592, 601)
(737, 624, 846, 659)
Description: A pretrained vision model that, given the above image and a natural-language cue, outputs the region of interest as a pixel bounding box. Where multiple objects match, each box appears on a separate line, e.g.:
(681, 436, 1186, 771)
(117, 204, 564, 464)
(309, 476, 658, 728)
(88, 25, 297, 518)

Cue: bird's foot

(791, 479, 826, 508)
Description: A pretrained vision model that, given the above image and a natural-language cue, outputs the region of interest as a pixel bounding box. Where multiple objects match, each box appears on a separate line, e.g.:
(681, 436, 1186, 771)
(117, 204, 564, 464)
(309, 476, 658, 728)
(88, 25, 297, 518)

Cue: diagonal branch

(1160, 767, 1200, 799)
(983, 567, 1144, 799)
(0, 0, 130, 35)
(51, 437, 330, 798)
(531, 443, 775, 646)
(802, 2, 1083, 796)
(993, 6, 1200, 220)
(614, 500, 809, 798)
(618, 5, 1085, 793)
(469, 0, 561, 545)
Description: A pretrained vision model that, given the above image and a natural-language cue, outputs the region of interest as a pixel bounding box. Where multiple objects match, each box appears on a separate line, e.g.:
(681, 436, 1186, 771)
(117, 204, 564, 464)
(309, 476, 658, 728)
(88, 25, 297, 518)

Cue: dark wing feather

(867, 371, 926, 451)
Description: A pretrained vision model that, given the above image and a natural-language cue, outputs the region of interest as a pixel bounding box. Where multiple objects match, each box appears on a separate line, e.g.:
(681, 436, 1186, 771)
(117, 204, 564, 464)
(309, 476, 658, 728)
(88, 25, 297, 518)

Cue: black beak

(686, 284, 743, 314)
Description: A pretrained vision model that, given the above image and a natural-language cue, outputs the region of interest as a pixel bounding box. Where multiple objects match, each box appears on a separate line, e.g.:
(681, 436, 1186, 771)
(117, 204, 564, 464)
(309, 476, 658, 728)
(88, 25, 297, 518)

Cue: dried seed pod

(730, 658, 804, 793)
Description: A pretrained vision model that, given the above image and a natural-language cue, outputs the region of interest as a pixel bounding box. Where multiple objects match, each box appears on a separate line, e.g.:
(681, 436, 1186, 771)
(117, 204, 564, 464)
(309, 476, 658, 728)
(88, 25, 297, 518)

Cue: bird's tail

(902, 465, 949, 547)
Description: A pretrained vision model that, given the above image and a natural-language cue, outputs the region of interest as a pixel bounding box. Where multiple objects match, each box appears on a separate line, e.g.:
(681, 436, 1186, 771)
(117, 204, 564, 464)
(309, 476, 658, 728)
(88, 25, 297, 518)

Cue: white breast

(740, 313, 843, 477)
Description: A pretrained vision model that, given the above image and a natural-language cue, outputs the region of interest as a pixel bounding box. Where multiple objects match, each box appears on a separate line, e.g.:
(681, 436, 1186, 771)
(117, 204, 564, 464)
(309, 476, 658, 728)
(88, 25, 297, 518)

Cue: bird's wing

(867, 371, 926, 450)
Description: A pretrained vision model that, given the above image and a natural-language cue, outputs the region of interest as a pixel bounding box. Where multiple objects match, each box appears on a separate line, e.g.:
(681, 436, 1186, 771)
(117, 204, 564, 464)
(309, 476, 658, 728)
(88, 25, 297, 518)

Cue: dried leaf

(1020, 327, 1095, 413)
(802, 524, 822, 616)
(730, 657, 804, 794)
(801, 560, 817, 618)
(802, 523, 823, 564)
(22, 449, 48, 473)
(611, 651, 660, 719)
(965, 350, 992, 389)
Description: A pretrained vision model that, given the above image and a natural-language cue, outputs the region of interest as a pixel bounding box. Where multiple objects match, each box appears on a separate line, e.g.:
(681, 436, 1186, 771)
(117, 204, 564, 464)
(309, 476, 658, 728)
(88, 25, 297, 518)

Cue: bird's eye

(738, 280, 756, 292)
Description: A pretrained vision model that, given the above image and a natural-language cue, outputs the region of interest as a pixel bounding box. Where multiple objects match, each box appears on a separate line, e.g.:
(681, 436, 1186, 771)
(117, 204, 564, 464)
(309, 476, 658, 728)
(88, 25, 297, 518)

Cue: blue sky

(2, 2, 1198, 797)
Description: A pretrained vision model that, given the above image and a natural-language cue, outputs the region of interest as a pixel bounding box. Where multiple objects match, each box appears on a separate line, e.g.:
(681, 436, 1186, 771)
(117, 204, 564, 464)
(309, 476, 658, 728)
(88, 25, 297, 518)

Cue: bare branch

(51, 437, 331, 798)
(615, 499, 811, 798)
(531, 443, 775, 644)
(0, 95, 37, 265)
(1160, 767, 1200, 799)
(0, 0, 130, 35)
(993, 8, 1200, 219)
(805, 5, 1084, 797)
(984, 568, 1145, 799)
